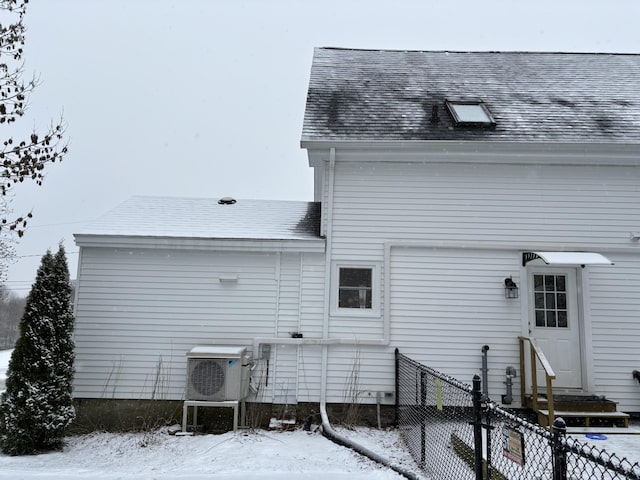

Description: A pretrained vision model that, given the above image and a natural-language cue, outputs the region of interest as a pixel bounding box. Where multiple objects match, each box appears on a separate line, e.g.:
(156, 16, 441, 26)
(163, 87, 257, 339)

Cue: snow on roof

(74, 196, 321, 241)
(302, 48, 640, 144)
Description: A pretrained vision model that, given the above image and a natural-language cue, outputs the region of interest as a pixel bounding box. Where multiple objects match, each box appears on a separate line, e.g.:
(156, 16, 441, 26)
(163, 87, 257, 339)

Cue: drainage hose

(319, 404, 422, 480)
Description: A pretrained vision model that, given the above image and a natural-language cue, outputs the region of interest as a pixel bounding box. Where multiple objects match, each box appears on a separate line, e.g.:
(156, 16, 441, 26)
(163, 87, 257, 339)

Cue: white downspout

(320, 147, 336, 408)
(315, 149, 418, 480)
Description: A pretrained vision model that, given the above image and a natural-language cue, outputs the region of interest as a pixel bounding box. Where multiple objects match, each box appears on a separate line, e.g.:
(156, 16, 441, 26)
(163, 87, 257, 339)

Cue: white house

(73, 49, 640, 426)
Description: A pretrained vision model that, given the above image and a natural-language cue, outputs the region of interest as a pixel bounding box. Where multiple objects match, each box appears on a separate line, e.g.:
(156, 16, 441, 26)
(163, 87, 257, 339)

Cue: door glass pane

(545, 293, 555, 309)
(546, 311, 557, 327)
(532, 274, 568, 329)
(557, 311, 568, 328)
(534, 275, 543, 290)
(545, 275, 555, 291)
(557, 293, 566, 309)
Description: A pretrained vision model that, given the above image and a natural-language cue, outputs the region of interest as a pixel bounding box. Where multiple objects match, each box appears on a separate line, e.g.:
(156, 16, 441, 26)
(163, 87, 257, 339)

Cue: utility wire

(15, 251, 79, 258)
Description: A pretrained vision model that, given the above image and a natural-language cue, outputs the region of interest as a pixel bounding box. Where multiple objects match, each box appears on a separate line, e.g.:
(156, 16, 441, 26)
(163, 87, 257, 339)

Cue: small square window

(338, 267, 372, 309)
(445, 100, 496, 127)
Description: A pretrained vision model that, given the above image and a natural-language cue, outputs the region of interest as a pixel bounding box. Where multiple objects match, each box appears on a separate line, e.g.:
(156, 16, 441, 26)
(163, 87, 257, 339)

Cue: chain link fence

(395, 349, 640, 480)
(485, 401, 557, 479)
(396, 350, 476, 479)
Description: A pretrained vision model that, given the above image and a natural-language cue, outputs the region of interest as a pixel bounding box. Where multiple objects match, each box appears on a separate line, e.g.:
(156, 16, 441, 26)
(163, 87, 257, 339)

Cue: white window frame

(331, 262, 381, 317)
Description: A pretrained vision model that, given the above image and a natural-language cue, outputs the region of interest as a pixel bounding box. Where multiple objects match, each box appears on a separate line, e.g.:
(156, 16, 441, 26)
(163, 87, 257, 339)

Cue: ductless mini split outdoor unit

(186, 346, 250, 402)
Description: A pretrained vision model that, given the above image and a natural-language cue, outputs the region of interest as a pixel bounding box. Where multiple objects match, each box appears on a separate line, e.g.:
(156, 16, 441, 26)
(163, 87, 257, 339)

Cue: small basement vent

(186, 346, 250, 402)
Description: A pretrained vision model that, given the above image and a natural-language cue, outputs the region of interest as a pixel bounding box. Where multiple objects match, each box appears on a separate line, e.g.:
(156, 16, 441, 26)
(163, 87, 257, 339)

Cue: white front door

(529, 268, 582, 389)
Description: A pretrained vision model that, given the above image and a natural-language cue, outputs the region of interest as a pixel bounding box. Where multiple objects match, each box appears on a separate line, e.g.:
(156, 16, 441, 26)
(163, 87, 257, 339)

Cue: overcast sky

(3, 0, 640, 295)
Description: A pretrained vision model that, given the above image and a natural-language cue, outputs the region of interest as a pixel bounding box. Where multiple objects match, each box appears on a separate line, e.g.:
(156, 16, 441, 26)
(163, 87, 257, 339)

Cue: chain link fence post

(552, 416, 568, 480)
(472, 375, 484, 480)
(420, 370, 427, 468)
(484, 403, 492, 480)
(395, 348, 400, 427)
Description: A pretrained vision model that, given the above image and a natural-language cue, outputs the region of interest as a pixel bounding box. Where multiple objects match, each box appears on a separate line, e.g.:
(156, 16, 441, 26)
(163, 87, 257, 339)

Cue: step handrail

(519, 336, 556, 426)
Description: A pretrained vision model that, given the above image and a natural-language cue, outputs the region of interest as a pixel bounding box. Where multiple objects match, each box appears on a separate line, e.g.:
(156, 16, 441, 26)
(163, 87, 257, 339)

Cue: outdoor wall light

(504, 277, 519, 299)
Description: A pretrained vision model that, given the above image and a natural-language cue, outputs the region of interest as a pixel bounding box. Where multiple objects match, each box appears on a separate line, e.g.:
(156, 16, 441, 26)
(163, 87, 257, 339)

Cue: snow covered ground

(2, 349, 640, 479)
(0, 426, 423, 480)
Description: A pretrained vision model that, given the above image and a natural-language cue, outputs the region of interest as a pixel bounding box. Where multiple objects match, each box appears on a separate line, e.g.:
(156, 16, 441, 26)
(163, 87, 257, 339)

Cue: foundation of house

(71, 399, 397, 433)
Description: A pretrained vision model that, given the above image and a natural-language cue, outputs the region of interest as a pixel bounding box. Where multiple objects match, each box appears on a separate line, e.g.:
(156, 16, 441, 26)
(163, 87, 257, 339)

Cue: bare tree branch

(0, 0, 68, 241)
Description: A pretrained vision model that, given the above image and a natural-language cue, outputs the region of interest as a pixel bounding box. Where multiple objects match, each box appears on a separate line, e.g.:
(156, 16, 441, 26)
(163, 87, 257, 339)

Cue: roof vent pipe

(218, 197, 237, 205)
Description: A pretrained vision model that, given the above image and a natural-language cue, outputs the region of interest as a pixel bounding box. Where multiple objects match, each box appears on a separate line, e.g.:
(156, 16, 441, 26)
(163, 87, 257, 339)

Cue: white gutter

(73, 235, 326, 253)
(301, 139, 640, 159)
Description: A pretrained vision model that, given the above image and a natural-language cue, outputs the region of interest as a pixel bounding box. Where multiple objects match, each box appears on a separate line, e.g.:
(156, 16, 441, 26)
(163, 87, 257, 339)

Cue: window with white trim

(338, 267, 372, 309)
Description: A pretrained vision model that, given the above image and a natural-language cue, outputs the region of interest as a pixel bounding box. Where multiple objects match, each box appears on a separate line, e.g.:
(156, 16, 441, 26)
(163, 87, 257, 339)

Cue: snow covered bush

(0, 245, 75, 455)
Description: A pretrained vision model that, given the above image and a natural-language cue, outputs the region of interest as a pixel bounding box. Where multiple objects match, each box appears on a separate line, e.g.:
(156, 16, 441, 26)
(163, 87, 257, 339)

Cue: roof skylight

(445, 100, 496, 127)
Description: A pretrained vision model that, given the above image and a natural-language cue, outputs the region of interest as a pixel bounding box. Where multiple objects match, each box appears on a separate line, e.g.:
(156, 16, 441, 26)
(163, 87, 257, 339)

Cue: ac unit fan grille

(189, 359, 226, 399)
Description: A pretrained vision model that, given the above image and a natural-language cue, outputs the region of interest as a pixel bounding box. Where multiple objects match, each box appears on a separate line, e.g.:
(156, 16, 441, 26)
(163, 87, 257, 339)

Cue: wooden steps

(538, 409, 630, 428)
(525, 393, 630, 428)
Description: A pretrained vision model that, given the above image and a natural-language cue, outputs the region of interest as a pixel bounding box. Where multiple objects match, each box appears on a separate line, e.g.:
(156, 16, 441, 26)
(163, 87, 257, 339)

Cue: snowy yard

(0, 426, 423, 480)
(2, 348, 640, 479)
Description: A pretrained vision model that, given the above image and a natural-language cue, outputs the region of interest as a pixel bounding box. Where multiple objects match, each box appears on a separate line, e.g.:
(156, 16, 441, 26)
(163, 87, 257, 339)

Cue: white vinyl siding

(276, 253, 302, 337)
(326, 346, 396, 402)
(296, 345, 323, 402)
(74, 148, 640, 410)
(389, 247, 522, 399)
(330, 161, 640, 251)
(589, 253, 640, 411)
(73, 248, 325, 401)
(298, 256, 325, 338)
(272, 254, 302, 403)
(272, 345, 298, 404)
(322, 157, 640, 409)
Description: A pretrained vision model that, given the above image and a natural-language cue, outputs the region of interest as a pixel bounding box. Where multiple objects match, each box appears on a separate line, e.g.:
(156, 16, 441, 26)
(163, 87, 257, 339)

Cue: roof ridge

(316, 46, 640, 56)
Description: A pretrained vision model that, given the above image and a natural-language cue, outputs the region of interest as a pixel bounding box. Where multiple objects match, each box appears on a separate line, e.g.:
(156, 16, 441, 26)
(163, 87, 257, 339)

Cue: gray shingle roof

(75, 196, 321, 241)
(302, 48, 640, 143)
